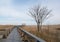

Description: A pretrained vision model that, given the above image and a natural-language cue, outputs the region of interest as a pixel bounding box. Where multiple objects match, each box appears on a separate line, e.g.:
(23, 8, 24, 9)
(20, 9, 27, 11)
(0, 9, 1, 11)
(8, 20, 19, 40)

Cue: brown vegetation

(21, 25, 60, 42)
(0, 25, 14, 39)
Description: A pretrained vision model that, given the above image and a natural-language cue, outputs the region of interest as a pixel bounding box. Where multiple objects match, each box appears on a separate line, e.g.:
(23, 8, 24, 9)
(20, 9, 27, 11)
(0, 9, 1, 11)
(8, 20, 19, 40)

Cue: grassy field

(0, 25, 14, 39)
(21, 25, 60, 42)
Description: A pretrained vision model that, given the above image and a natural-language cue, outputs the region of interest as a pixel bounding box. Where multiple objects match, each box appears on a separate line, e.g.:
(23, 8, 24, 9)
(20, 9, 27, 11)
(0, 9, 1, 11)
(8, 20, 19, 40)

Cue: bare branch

(28, 5, 52, 32)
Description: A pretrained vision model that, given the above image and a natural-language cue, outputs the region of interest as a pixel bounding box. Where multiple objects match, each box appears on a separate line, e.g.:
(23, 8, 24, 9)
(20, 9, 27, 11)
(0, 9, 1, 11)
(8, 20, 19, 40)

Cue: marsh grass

(0, 25, 14, 39)
(21, 25, 60, 42)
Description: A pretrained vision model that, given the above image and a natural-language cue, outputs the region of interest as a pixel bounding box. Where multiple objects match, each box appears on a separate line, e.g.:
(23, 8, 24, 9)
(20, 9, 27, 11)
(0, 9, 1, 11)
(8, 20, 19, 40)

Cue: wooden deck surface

(0, 28, 22, 42)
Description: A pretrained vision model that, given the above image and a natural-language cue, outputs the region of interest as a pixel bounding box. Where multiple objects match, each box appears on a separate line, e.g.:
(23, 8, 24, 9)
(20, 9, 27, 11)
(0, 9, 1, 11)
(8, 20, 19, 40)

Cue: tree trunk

(39, 24, 42, 33)
(40, 21, 42, 32)
(37, 23, 40, 32)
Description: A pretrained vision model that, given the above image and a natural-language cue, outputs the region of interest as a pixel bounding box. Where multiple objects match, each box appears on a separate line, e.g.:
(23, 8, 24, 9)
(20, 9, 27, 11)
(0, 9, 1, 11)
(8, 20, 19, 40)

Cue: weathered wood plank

(19, 28, 46, 42)
(0, 27, 22, 42)
(0, 35, 3, 39)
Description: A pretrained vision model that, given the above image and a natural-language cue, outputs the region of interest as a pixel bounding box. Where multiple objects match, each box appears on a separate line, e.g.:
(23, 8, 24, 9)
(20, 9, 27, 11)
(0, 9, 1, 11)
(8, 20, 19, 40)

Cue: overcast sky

(0, 0, 60, 25)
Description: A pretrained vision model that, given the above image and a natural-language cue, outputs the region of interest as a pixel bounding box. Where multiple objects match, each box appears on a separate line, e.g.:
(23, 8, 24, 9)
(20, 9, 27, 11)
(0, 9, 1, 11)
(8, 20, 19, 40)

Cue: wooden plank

(19, 28, 46, 42)
(0, 35, 3, 39)
(0, 27, 22, 42)
(6, 28, 22, 42)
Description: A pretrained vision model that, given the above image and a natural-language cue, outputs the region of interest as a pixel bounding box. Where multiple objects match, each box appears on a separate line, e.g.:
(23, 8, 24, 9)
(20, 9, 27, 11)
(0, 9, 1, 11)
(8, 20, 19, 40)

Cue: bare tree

(28, 5, 52, 32)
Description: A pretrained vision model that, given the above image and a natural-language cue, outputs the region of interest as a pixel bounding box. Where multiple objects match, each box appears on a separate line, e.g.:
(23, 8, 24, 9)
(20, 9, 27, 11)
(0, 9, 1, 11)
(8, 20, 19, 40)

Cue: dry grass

(0, 25, 14, 39)
(21, 25, 60, 42)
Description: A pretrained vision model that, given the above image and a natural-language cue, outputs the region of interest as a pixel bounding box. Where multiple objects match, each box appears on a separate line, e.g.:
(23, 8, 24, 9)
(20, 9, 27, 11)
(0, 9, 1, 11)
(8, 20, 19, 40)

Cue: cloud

(0, 0, 60, 25)
(0, 0, 33, 25)
(0, 7, 21, 18)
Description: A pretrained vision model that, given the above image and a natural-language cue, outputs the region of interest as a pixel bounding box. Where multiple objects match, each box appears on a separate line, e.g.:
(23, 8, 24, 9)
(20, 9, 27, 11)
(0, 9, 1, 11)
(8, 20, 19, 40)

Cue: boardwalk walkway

(0, 27, 22, 42)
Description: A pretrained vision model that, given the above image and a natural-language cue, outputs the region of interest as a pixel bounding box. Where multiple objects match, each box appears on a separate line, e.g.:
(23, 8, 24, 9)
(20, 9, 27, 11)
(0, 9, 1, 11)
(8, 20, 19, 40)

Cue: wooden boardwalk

(0, 28, 22, 42)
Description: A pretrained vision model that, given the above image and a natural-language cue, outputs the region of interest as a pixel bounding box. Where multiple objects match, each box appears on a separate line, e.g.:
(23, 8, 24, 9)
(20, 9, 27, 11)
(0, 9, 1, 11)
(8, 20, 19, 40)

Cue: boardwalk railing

(18, 28, 46, 42)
